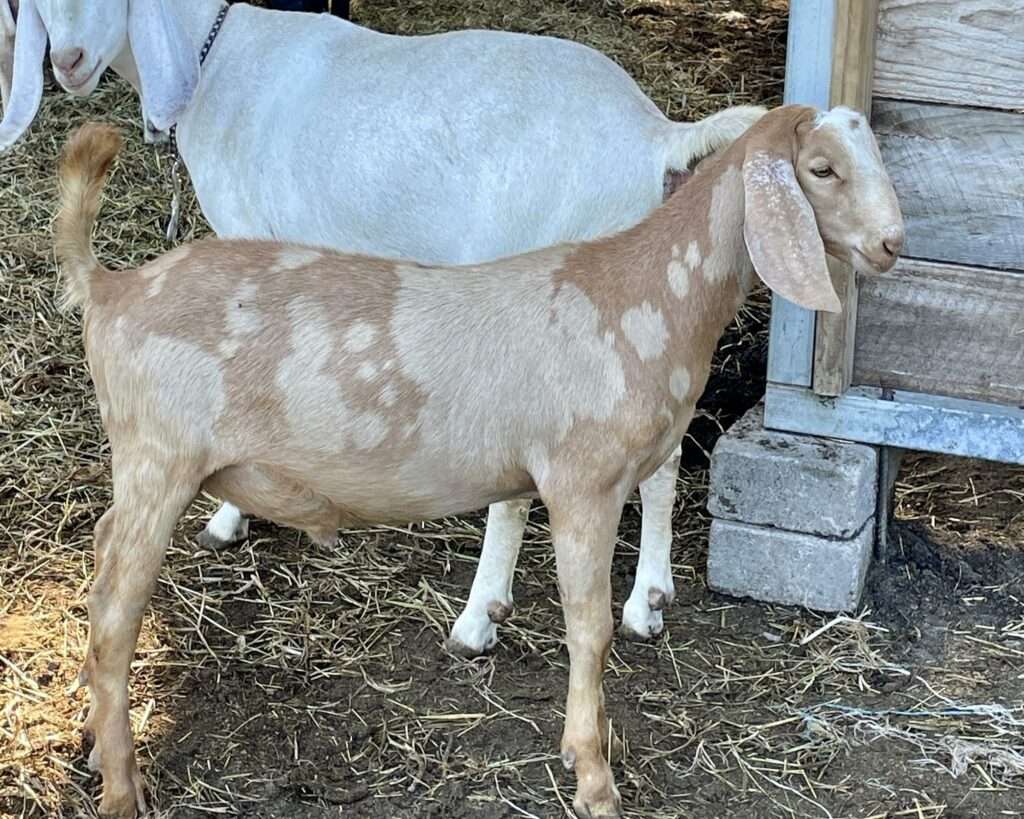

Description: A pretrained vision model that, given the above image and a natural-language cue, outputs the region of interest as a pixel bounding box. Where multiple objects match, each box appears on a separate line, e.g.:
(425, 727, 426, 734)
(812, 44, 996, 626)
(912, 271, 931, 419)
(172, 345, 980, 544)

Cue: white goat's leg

(548, 489, 623, 819)
(198, 501, 249, 548)
(621, 445, 680, 640)
(81, 455, 199, 819)
(447, 498, 530, 657)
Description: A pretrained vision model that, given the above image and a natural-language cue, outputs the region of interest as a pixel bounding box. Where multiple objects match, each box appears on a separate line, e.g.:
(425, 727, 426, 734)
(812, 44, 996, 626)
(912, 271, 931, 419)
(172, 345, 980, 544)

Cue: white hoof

(620, 582, 674, 640)
(447, 600, 511, 657)
(198, 510, 249, 549)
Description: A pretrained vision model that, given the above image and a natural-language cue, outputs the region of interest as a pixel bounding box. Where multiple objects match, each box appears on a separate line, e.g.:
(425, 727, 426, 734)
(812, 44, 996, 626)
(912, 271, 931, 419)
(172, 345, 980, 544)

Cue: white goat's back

(181, 10, 703, 262)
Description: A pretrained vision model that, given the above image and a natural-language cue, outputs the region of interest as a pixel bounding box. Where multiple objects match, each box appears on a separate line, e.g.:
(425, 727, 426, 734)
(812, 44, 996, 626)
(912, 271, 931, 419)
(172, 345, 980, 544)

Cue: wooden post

(767, 0, 835, 391)
(811, 0, 880, 396)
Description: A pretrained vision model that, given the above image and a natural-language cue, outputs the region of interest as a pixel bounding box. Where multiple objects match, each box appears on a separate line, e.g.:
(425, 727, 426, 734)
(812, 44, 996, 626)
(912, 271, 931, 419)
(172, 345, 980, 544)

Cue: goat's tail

(55, 122, 122, 311)
(664, 104, 766, 171)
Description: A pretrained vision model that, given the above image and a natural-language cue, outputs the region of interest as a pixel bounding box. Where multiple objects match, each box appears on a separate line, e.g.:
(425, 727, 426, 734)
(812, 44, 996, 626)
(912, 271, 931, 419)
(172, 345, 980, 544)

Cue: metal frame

(764, 0, 1024, 466)
(767, 385, 1024, 465)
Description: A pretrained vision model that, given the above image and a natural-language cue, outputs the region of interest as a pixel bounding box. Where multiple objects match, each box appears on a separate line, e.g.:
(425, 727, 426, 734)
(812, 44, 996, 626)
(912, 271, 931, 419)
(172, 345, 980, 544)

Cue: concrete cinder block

(708, 403, 878, 538)
(707, 517, 873, 612)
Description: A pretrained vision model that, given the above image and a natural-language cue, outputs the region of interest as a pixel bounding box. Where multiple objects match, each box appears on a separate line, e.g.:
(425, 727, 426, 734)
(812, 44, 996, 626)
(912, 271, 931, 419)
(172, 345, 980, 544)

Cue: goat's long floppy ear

(741, 119, 841, 314)
(1, 0, 15, 109)
(128, 0, 199, 131)
(0, 0, 45, 153)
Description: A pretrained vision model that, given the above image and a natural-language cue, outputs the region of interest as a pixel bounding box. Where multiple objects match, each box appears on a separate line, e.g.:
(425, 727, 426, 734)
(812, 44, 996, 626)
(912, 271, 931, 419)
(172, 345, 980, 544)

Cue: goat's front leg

(447, 498, 530, 656)
(81, 458, 199, 818)
(548, 490, 625, 818)
(197, 501, 249, 548)
(621, 445, 680, 639)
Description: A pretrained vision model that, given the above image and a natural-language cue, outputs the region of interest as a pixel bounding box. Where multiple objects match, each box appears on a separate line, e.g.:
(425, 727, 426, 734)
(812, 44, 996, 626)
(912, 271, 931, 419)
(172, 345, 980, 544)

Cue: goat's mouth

(828, 243, 893, 277)
(850, 247, 898, 276)
(56, 61, 100, 94)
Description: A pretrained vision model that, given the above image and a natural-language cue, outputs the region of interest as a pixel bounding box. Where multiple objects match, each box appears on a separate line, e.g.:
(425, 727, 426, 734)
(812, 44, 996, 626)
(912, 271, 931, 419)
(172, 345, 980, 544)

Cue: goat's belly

(204, 457, 534, 535)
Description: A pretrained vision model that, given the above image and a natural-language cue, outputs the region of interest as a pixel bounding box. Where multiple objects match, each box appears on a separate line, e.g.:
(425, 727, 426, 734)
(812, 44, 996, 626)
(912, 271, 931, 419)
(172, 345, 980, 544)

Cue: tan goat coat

(55, 104, 903, 818)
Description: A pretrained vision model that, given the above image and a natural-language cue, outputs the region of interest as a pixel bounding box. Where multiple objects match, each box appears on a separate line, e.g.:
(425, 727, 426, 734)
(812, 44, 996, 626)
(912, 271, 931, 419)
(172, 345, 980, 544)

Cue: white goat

(0, 0, 765, 652)
(56, 105, 903, 818)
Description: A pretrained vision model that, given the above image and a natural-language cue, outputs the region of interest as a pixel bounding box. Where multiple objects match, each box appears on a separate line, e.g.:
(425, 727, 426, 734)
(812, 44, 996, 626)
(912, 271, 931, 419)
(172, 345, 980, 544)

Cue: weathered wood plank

(813, 260, 859, 396)
(853, 259, 1024, 406)
(812, 0, 878, 397)
(765, 384, 1024, 465)
(875, 0, 1024, 111)
(830, 0, 878, 113)
(873, 99, 1024, 271)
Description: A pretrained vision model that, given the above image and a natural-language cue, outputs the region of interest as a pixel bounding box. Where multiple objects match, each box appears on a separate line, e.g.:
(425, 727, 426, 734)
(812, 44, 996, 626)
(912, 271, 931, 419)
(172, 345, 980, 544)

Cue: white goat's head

(0, 0, 197, 152)
(741, 104, 904, 313)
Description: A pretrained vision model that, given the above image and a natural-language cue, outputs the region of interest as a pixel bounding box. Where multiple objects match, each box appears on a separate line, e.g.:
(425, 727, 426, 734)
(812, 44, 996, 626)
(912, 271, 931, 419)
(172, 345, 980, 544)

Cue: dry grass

(894, 453, 1024, 552)
(2, 2, 1023, 818)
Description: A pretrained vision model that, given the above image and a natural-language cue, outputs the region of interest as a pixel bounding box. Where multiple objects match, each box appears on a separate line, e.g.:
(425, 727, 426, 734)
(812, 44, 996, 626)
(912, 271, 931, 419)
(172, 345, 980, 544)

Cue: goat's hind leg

(447, 498, 530, 656)
(81, 455, 201, 818)
(621, 445, 680, 640)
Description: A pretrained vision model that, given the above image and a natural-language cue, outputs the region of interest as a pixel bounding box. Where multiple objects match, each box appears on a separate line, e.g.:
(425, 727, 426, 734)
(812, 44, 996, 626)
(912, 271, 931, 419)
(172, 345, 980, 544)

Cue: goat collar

(165, 3, 230, 242)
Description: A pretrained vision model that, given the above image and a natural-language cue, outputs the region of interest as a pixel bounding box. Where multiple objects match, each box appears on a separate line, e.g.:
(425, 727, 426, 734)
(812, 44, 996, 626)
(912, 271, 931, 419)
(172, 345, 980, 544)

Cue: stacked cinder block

(706, 403, 879, 612)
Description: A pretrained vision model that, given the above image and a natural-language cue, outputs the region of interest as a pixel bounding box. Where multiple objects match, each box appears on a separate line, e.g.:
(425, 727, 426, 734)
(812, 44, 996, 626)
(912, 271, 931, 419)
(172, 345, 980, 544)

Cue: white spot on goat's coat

(219, 280, 264, 357)
(146, 273, 167, 299)
(141, 245, 191, 299)
(668, 241, 701, 298)
(621, 302, 668, 361)
(669, 367, 691, 401)
(140, 334, 226, 439)
(813, 105, 864, 132)
(273, 247, 322, 272)
(345, 321, 378, 353)
(276, 297, 351, 436)
(225, 281, 262, 334)
(813, 106, 878, 169)
(546, 283, 627, 422)
(353, 412, 388, 449)
(275, 298, 389, 450)
(390, 254, 625, 469)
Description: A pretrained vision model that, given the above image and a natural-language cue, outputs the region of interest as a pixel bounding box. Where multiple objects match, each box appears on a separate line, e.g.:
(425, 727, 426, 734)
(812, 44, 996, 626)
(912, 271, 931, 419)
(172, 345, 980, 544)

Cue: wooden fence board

(875, 0, 1024, 111)
(872, 99, 1024, 271)
(853, 259, 1024, 406)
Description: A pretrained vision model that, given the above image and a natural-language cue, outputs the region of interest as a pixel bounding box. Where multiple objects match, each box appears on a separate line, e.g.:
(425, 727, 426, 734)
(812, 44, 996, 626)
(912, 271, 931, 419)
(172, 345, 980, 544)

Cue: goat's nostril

(882, 232, 904, 258)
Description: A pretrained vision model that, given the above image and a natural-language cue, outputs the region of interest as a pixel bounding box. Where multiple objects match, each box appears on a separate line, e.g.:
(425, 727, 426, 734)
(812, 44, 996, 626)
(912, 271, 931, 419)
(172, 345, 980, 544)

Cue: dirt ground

(2, 1, 1024, 818)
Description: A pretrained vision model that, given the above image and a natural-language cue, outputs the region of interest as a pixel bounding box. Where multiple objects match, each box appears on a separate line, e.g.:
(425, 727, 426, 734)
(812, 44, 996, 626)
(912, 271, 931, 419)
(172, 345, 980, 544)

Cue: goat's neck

(602, 148, 755, 375)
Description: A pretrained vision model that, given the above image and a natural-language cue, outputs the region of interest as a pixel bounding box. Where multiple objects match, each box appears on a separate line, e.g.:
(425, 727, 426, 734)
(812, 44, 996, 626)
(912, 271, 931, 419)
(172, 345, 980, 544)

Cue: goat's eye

(810, 165, 834, 179)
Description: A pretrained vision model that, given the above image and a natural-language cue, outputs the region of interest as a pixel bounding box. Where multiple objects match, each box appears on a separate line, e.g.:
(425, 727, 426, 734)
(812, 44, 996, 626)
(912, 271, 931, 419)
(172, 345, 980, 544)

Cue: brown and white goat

(56, 105, 902, 818)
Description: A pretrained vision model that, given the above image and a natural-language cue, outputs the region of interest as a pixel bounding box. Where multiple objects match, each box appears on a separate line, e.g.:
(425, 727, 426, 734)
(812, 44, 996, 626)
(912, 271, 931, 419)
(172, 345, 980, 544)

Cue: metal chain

(165, 4, 230, 242)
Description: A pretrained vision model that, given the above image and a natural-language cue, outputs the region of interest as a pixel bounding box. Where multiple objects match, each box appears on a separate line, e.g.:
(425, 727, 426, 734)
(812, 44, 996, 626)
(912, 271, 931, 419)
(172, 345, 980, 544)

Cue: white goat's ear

(1, 0, 15, 109)
(742, 145, 841, 314)
(128, 0, 199, 131)
(0, 0, 45, 153)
